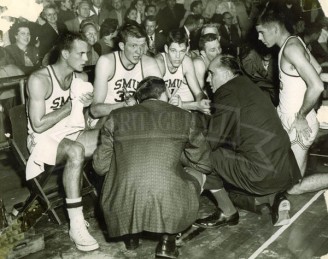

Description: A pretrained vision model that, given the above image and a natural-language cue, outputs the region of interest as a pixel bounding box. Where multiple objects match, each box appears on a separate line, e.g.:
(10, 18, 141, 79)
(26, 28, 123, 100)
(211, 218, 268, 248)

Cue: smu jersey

(105, 51, 144, 104)
(27, 65, 73, 134)
(161, 53, 193, 101)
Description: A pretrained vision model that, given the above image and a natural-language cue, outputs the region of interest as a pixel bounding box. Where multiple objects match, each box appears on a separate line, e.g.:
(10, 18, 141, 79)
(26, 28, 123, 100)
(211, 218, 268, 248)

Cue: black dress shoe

(155, 234, 179, 259)
(271, 193, 290, 226)
(193, 209, 239, 229)
(123, 235, 139, 250)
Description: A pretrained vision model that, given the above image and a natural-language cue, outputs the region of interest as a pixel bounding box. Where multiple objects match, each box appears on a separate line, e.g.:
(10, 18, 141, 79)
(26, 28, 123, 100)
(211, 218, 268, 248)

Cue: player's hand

(169, 95, 182, 108)
(197, 99, 211, 115)
(124, 96, 137, 106)
(290, 115, 311, 141)
(79, 92, 93, 107)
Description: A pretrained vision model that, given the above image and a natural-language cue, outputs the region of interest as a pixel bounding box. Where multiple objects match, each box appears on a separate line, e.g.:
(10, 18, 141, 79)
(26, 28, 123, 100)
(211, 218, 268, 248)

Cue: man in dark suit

(89, 0, 110, 27)
(157, 0, 186, 34)
(108, 0, 127, 27)
(144, 16, 166, 56)
(93, 76, 212, 258)
(194, 55, 302, 228)
(65, 1, 90, 33)
(219, 12, 241, 57)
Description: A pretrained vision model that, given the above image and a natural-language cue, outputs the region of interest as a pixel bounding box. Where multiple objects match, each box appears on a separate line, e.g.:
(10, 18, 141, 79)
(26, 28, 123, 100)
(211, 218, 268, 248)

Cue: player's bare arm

(27, 70, 72, 133)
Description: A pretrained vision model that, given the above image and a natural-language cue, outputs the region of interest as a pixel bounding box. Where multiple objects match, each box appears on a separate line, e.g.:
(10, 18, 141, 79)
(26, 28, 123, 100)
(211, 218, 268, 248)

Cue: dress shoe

(271, 193, 290, 226)
(155, 234, 179, 259)
(193, 209, 239, 229)
(123, 235, 139, 250)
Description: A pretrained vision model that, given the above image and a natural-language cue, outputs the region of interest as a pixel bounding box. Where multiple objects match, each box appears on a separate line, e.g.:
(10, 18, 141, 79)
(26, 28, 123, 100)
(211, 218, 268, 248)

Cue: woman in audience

(5, 23, 41, 75)
(124, 6, 139, 26)
(94, 18, 118, 56)
(80, 21, 99, 66)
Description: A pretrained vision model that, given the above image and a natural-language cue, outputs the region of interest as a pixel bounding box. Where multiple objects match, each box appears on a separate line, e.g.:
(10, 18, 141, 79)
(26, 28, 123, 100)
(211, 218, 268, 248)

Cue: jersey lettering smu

(27, 65, 72, 134)
(105, 51, 144, 104)
(162, 53, 190, 98)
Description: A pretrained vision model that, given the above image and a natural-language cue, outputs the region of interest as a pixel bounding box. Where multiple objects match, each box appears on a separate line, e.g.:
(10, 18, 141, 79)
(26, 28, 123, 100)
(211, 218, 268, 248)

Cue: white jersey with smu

(105, 51, 144, 104)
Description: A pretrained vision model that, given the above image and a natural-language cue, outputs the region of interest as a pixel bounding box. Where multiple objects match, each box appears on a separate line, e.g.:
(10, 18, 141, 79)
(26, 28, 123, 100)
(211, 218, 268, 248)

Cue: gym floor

(0, 135, 328, 259)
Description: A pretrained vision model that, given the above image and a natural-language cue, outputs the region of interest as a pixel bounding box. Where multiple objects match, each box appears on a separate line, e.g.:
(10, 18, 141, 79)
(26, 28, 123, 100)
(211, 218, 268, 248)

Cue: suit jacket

(93, 100, 212, 237)
(219, 24, 240, 57)
(208, 76, 301, 193)
(89, 6, 111, 27)
(147, 31, 167, 56)
(65, 17, 80, 33)
(39, 22, 67, 58)
(108, 8, 127, 27)
(157, 4, 186, 34)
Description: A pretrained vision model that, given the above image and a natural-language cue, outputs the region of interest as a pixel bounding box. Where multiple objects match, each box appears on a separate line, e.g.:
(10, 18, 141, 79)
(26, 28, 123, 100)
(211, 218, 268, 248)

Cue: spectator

(157, 0, 186, 34)
(39, 4, 67, 58)
(180, 0, 203, 28)
(89, 0, 110, 28)
(145, 4, 157, 17)
(219, 12, 241, 57)
(94, 18, 118, 55)
(236, 0, 259, 39)
(144, 15, 166, 56)
(108, 0, 127, 27)
(0, 47, 24, 139)
(57, 0, 75, 23)
(5, 23, 41, 75)
(80, 21, 99, 65)
(65, 1, 91, 33)
(124, 6, 139, 26)
(133, 0, 146, 24)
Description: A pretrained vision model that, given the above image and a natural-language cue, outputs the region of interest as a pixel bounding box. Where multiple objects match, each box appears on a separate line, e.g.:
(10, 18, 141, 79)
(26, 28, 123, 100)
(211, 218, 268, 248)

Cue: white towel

(66, 78, 93, 128)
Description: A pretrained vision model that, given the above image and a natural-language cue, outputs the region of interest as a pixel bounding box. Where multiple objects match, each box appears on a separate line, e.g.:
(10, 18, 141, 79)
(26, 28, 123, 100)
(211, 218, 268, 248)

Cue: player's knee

(67, 143, 85, 164)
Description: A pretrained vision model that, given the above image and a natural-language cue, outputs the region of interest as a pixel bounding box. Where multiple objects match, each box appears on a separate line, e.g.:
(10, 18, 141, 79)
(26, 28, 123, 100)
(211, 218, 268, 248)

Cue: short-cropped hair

(55, 31, 86, 52)
(198, 33, 218, 51)
(118, 23, 147, 44)
(135, 76, 166, 103)
(216, 54, 242, 76)
(166, 28, 189, 48)
(100, 18, 118, 38)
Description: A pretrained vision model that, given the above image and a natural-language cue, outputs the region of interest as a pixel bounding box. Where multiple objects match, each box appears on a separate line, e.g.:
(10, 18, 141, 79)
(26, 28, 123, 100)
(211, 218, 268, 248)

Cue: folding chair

(9, 104, 97, 225)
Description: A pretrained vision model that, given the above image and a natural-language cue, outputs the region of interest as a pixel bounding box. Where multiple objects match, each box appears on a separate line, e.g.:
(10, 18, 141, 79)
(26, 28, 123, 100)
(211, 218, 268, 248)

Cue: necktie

(150, 36, 153, 41)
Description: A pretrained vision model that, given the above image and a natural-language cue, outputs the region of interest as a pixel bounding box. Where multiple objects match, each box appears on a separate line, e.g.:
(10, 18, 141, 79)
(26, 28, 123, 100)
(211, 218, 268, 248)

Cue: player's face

(166, 42, 187, 68)
(256, 24, 276, 48)
(122, 36, 147, 65)
(67, 39, 88, 72)
(204, 39, 221, 62)
(15, 27, 31, 47)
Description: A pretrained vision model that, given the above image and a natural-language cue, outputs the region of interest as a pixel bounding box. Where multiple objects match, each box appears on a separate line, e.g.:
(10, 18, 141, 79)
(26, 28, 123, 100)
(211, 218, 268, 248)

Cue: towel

(66, 78, 93, 128)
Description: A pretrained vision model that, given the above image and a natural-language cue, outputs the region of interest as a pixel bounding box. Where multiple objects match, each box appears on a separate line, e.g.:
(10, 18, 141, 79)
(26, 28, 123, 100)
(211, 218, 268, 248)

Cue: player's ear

(164, 44, 168, 53)
(119, 42, 125, 51)
(62, 49, 69, 59)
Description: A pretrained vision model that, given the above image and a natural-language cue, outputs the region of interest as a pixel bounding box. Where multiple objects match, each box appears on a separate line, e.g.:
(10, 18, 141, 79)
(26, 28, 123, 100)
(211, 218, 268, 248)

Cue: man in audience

(157, 0, 185, 34)
(89, 0, 110, 27)
(26, 32, 99, 252)
(65, 1, 91, 33)
(219, 11, 241, 57)
(144, 15, 166, 56)
(57, 0, 75, 23)
(89, 24, 162, 127)
(108, 0, 127, 27)
(155, 29, 211, 113)
(93, 76, 212, 258)
(145, 4, 157, 17)
(179, 0, 203, 27)
(256, 6, 327, 194)
(194, 54, 302, 228)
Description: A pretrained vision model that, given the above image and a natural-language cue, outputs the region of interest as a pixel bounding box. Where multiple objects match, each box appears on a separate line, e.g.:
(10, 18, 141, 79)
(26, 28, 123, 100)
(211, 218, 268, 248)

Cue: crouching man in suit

(93, 76, 212, 258)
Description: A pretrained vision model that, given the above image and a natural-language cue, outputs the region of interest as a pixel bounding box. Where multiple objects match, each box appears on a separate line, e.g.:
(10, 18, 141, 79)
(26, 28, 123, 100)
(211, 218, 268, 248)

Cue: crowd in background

(0, 0, 327, 133)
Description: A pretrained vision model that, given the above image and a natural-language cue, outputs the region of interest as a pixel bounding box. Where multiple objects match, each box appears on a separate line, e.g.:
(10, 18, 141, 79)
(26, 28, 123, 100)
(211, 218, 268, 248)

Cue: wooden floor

(0, 147, 328, 259)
